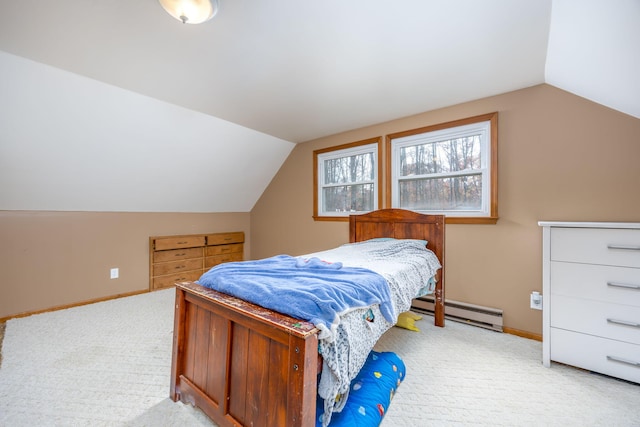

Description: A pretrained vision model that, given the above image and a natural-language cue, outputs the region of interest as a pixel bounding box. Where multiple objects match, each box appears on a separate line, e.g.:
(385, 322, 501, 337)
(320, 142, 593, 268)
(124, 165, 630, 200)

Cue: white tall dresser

(539, 221, 640, 383)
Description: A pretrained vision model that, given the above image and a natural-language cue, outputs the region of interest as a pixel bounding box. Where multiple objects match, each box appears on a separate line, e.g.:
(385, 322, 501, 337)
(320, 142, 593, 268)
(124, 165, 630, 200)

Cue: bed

(170, 208, 445, 427)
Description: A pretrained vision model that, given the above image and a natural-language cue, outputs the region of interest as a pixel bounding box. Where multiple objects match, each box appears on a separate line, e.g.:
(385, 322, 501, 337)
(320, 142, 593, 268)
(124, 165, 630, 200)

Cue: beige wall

(3, 84, 638, 333)
(0, 211, 250, 319)
(251, 84, 640, 335)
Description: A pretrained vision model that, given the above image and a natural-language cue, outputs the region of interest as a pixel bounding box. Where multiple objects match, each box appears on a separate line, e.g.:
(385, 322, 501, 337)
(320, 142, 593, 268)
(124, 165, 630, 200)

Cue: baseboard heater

(412, 296, 504, 332)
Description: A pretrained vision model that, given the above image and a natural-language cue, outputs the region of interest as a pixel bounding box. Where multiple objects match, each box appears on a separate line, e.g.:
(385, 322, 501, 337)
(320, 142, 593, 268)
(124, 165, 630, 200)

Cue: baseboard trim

(412, 297, 541, 341)
(503, 326, 542, 341)
(0, 289, 150, 323)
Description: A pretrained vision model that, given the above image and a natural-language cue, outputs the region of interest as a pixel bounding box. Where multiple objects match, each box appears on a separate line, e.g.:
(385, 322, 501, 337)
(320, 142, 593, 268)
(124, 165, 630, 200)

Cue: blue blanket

(197, 255, 394, 340)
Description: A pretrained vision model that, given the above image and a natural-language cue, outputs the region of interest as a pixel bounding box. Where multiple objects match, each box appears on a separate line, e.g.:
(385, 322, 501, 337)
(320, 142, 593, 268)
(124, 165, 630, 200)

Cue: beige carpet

(0, 288, 639, 426)
(376, 319, 640, 426)
(0, 322, 5, 368)
(0, 289, 212, 427)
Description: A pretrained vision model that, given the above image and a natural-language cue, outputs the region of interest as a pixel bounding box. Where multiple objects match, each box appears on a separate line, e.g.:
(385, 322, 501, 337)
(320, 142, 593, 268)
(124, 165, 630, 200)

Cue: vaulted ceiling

(0, 1, 638, 213)
(1, 0, 636, 144)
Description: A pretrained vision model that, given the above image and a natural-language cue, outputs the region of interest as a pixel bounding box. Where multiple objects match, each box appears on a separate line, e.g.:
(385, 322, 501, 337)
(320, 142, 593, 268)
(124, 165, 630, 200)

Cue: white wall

(545, 0, 640, 119)
(0, 50, 295, 212)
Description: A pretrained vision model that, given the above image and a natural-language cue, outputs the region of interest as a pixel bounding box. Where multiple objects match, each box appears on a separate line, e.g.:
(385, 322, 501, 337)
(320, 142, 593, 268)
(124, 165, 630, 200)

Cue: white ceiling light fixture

(158, 0, 219, 24)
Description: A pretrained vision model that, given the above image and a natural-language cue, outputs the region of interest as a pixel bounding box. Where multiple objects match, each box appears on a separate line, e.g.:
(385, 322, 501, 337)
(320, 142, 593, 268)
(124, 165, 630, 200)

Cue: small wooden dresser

(539, 221, 640, 383)
(149, 231, 244, 291)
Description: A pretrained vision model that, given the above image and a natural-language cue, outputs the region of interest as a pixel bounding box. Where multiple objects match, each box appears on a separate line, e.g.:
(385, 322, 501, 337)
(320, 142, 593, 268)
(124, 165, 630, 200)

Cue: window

(386, 113, 498, 224)
(314, 137, 382, 220)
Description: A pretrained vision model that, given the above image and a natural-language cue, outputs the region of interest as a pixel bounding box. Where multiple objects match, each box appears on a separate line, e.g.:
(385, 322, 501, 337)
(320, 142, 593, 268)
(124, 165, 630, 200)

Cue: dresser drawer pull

(607, 355, 640, 367)
(607, 318, 640, 328)
(175, 253, 186, 257)
(607, 244, 640, 251)
(607, 281, 640, 291)
(177, 241, 188, 244)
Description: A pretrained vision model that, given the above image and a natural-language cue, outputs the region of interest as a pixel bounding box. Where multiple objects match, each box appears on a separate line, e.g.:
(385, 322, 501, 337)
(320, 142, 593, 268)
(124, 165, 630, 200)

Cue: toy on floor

(316, 350, 406, 426)
(395, 311, 423, 331)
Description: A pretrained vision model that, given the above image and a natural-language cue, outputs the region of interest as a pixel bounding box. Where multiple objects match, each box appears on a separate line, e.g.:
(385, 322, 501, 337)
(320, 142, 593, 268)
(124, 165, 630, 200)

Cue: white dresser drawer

(551, 227, 640, 268)
(550, 328, 640, 384)
(550, 261, 640, 307)
(551, 295, 640, 345)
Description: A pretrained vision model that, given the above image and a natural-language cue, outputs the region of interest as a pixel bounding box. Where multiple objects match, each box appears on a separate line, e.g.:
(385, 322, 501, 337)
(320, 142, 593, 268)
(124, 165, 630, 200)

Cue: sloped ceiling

(0, 0, 638, 213)
(545, 0, 639, 120)
(0, 0, 555, 143)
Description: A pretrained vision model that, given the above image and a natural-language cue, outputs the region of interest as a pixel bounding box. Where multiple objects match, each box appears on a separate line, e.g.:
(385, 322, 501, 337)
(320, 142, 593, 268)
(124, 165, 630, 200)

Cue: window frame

(385, 113, 498, 224)
(313, 137, 383, 221)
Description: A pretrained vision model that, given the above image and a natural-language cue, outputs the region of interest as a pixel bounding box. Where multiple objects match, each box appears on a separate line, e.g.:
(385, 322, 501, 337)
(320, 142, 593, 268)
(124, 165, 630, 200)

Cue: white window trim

(390, 120, 492, 217)
(316, 143, 379, 218)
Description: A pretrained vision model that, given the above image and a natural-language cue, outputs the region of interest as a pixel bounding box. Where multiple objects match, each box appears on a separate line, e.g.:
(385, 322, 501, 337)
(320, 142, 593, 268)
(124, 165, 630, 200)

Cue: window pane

(399, 135, 481, 177)
(399, 175, 482, 211)
(324, 152, 374, 185)
(323, 184, 374, 213)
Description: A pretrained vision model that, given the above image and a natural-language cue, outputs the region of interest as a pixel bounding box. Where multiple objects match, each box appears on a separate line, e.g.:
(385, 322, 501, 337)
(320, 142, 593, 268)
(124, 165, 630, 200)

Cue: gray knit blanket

(300, 238, 441, 426)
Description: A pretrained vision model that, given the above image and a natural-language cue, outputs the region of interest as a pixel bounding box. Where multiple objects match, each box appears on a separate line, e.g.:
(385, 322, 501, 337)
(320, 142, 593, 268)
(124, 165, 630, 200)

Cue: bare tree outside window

(314, 138, 382, 220)
(387, 113, 498, 223)
(323, 152, 375, 212)
(398, 135, 482, 210)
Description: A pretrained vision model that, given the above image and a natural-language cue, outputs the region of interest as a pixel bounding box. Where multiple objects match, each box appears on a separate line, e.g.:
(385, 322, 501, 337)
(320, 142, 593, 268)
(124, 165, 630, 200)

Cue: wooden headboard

(349, 208, 445, 326)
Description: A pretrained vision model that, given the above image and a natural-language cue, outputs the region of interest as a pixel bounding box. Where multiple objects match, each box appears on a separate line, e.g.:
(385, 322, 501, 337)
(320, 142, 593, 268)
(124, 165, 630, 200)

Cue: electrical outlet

(530, 291, 542, 310)
(110, 268, 119, 279)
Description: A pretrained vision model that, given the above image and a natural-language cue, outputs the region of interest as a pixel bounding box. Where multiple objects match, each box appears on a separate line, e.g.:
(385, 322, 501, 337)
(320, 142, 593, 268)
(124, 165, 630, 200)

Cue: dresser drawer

(550, 261, 640, 306)
(154, 235, 206, 251)
(154, 247, 203, 263)
(150, 232, 244, 291)
(550, 328, 640, 384)
(152, 270, 203, 290)
(153, 257, 203, 276)
(550, 227, 640, 267)
(205, 243, 243, 257)
(205, 253, 243, 269)
(206, 232, 244, 246)
(551, 294, 640, 344)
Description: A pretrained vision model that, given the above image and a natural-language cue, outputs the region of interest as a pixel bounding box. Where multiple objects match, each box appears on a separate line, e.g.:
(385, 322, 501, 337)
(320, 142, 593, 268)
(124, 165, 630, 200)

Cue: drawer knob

(607, 318, 640, 328)
(607, 244, 640, 251)
(607, 281, 640, 291)
(607, 355, 640, 368)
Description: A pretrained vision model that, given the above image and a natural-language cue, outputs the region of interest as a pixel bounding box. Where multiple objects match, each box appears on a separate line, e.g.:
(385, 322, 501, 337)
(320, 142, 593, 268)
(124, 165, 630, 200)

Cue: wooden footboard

(170, 281, 319, 427)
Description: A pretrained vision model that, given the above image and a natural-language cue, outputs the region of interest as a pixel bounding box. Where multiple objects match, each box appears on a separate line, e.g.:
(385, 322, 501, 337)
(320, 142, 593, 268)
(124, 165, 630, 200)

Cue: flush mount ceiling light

(158, 0, 219, 24)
